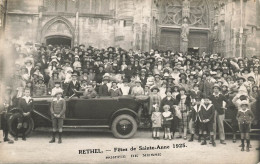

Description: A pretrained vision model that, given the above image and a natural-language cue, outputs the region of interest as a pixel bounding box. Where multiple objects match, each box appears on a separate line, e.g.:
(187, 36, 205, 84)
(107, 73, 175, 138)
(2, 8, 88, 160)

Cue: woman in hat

(49, 91, 66, 144)
(95, 64, 105, 84)
(48, 71, 61, 92)
(109, 81, 122, 97)
(178, 78, 188, 92)
(236, 100, 254, 152)
(176, 88, 191, 139)
(47, 58, 59, 76)
(72, 55, 81, 70)
(149, 86, 161, 116)
(131, 79, 144, 96)
(160, 90, 178, 138)
(33, 77, 47, 96)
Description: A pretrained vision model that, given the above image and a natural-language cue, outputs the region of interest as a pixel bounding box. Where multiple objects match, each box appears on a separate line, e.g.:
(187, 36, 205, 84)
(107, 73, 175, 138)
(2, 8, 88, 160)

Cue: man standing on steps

(210, 84, 228, 145)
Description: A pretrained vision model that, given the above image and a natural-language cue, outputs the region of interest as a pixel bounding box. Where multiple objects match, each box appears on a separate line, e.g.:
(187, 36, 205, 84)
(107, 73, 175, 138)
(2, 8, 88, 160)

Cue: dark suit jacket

(99, 84, 109, 96)
(18, 97, 33, 113)
(66, 81, 80, 96)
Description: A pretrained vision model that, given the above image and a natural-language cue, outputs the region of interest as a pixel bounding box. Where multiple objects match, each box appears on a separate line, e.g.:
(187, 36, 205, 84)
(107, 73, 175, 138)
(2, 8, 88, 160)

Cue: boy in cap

(49, 91, 66, 144)
(199, 95, 216, 147)
(188, 97, 202, 142)
(236, 100, 254, 152)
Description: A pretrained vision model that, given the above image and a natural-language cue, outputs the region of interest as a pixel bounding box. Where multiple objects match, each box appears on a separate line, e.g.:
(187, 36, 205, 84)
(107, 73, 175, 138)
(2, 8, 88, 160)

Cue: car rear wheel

(8, 113, 34, 137)
(111, 114, 137, 139)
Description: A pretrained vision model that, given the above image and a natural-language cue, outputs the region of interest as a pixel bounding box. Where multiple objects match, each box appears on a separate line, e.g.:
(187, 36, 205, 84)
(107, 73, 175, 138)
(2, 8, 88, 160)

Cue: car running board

(63, 125, 110, 128)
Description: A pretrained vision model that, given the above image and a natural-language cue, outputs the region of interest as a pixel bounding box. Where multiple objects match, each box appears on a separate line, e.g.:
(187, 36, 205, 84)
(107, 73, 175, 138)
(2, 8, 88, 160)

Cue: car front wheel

(111, 114, 137, 139)
(8, 113, 34, 137)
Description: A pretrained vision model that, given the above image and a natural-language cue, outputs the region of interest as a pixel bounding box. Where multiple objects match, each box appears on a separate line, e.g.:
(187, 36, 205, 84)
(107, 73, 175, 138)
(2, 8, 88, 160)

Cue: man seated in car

(82, 83, 97, 99)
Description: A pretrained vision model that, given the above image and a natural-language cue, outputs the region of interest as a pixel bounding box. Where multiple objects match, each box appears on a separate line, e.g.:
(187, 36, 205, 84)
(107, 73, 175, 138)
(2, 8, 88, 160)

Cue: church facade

(3, 0, 260, 57)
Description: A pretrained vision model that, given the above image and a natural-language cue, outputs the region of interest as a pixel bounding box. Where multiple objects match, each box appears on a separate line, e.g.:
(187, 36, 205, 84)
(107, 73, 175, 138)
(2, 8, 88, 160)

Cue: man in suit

(16, 88, 33, 141)
(66, 72, 80, 97)
(124, 64, 134, 82)
(98, 77, 109, 96)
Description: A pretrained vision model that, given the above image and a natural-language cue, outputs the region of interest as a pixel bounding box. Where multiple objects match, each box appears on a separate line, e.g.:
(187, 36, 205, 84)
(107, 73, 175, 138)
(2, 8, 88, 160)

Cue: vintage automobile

(6, 95, 149, 139)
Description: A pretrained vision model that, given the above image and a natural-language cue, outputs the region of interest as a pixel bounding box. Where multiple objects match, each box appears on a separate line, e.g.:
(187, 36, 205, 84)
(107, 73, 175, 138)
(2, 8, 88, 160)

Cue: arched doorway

(46, 35, 72, 46)
(41, 16, 75, 47)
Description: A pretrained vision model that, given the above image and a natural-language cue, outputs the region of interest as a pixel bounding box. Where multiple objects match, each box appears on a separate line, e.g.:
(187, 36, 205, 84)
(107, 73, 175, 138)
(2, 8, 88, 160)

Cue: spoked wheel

(111, 114, 137, 139)
(8, 113, 34, 137)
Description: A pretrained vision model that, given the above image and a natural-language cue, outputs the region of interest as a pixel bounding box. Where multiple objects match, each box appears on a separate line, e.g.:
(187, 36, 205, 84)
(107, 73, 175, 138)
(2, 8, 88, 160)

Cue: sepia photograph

(0, 0, 259, 163)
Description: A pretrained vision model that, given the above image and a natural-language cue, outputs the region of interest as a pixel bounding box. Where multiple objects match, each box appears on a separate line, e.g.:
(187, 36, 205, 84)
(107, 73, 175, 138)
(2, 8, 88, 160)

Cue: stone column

(180, 17, 189, 54)
(74, 11, 79, 46)
(180, 0, 190, 54)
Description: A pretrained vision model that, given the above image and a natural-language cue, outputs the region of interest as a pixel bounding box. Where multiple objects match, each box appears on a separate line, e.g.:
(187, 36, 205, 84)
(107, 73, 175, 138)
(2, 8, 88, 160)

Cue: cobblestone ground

(0, 129, 259, 164)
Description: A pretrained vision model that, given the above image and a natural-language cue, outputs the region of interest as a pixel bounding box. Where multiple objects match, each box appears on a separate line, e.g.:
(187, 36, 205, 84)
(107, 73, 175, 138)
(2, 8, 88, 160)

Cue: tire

(111, 114, 137, 139)
(8, 113, 34, 137)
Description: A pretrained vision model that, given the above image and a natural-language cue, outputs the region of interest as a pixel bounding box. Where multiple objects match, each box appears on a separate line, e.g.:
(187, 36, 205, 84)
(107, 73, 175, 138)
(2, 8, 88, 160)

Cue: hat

(71, 72, 78, 76)
(150, 86, 160, 92)
(54, 80, 61, 84)
(237, 76, 246, 82)
(52, 70, 59, 75)
(112, 81, 117, 84)
(64, 59, 70, 64)
(240, 100, 249, 106)
(103, 73, 110, 78)
(24, 59, 33, 64)
(179, 73, 187, 78)
(135, 79, 141, 83)
(81, 79, 87, 83)
(154, 73, 160, 78)
(179, 87, 186, 92)
(37, 76, 44, 82)
(212, 84, 221, 90)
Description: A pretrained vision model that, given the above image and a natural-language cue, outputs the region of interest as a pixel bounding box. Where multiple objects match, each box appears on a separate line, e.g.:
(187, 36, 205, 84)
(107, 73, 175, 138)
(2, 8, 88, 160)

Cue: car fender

(109, 108, 138, 126)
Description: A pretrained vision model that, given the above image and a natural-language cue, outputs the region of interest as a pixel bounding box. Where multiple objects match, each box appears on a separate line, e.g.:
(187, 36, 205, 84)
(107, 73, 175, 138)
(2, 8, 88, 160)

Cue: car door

(65, 97, 119, 126)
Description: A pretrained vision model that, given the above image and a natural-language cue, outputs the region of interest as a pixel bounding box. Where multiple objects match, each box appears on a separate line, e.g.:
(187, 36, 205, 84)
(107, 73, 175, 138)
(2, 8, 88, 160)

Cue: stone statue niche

(181, 17, 189, 42)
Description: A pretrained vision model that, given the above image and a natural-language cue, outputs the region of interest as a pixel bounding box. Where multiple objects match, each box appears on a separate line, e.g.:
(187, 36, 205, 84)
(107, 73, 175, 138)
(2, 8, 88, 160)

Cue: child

(199, 96, 216, 147)
(188, 97, 202, 142)
(236, 100, 254, 152)
(51, 81, 63, 96)
(151, 104, 162, 139)
(49, 91, 66, 144)
(162, 104, 173, 140)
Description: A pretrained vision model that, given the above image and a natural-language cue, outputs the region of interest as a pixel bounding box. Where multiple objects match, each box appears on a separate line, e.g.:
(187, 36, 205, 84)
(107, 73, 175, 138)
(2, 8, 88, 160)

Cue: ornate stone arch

(41, 16, 75, 44)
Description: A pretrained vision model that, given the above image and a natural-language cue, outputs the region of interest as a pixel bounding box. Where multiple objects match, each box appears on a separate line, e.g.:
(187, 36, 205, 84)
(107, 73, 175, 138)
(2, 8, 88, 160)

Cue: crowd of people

(1, 43, 260, 150)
